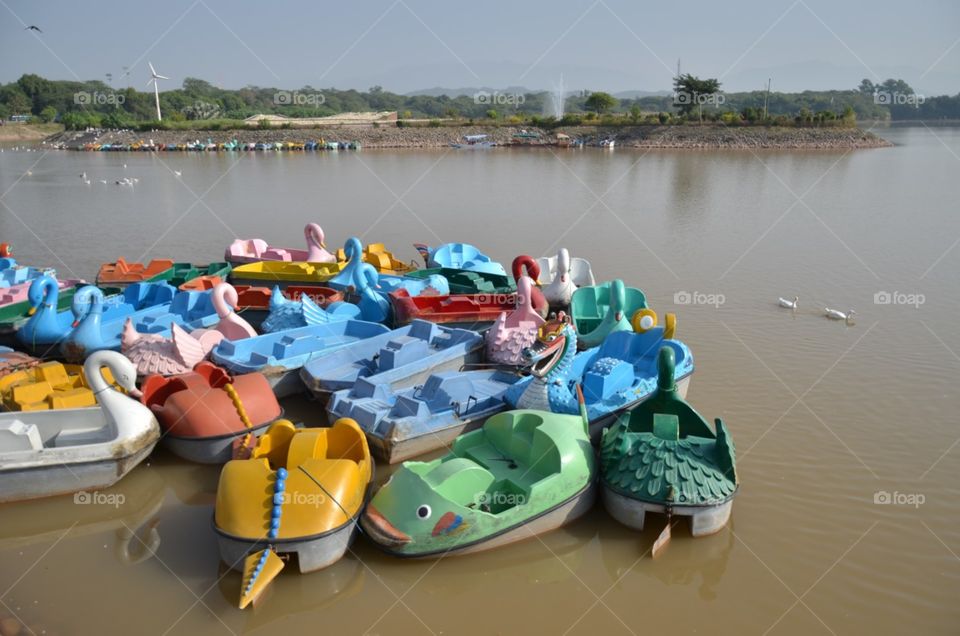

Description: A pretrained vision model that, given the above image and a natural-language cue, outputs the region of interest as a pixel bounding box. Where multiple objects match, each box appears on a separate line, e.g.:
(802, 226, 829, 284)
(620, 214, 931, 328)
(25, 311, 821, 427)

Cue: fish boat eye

(416, 505, 432, 519)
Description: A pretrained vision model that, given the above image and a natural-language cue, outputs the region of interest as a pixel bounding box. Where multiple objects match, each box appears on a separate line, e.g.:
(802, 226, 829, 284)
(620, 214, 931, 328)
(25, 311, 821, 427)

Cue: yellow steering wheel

(631, 309, 677, 339)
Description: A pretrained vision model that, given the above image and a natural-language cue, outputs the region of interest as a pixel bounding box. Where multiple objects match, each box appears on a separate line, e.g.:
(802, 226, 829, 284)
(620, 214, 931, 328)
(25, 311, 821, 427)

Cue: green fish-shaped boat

(600, 346, 738, 537)
(361, 393, 596, 557)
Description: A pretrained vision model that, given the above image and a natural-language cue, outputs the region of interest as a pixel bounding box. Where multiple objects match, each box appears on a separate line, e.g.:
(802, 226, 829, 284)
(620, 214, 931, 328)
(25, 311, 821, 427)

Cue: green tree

(486, 109, 498, 120)
(629, 104, 642, 123)
(585, 91, 617, 114)
(673, 74, 722, 123)
(39, 105, 57, 122)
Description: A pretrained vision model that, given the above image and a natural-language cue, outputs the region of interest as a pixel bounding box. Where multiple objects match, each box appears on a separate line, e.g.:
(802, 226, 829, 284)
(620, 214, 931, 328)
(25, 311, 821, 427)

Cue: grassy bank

(0, 123, 63, 142)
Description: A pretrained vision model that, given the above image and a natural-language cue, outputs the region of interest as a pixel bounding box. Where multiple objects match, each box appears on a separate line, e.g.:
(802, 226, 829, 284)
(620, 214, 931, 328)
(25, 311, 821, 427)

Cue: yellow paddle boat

(214, 418, 373, 609)
(228, 261, 345, 287)
(334, 242, 416, 276)
(0, 360, 116, 411)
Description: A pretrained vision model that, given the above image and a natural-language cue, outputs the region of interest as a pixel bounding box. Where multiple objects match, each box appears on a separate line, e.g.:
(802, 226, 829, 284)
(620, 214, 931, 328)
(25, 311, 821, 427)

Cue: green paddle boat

(570, 279, 647, 349)
(168, 262, 232, 288)
(405, 267, 516, 296)
(600, 347, 737, 544)
(361, 387, 596, 557)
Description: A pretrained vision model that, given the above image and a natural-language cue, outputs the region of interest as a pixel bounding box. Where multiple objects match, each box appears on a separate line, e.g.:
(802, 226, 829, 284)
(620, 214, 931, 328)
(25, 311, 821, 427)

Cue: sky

(1, 0, 957, 96)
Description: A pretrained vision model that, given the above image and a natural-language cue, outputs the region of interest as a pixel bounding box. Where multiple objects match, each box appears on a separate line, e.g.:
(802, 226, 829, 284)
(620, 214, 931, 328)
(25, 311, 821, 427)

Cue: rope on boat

(224, 382, 255, 458)
(297, 465, 354, 524)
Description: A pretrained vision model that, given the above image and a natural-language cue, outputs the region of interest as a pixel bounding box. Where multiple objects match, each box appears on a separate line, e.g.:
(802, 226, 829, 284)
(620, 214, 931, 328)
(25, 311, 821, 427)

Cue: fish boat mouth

(361, 505, 411, 547)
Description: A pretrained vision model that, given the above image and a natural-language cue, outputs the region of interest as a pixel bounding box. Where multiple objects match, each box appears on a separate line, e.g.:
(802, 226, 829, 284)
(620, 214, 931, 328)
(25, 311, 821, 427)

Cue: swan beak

(535, 278, 542, 285)
(71, 320, 80, 328)
(27, 306, 36, 316)
(320, 241, 327, 249)
(615, 311, 623, 321)
(127, 386, 143, 399)
(560, 274, 566, 283)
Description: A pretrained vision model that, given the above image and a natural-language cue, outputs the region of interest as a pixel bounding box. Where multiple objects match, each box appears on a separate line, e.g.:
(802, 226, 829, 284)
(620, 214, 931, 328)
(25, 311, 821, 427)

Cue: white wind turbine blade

(155, 74, 170, 80)
(146, 77, 155, 87)
(148, 62, 157, 77)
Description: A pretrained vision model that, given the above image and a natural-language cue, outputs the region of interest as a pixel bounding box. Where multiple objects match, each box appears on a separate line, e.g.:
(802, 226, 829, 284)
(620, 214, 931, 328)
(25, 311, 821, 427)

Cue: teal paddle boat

(570, 279, 647, 349)
(600, 347, 738, 549)
(361, 388, 596, 557)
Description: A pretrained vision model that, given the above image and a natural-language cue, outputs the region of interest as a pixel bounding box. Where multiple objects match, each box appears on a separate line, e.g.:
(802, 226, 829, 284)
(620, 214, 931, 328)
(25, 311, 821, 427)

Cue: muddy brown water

(0, 126, 957, 635)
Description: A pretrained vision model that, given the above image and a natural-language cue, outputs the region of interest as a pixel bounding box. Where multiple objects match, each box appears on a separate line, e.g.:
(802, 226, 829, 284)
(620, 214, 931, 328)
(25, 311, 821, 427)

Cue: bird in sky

(24, 25, 42, 33)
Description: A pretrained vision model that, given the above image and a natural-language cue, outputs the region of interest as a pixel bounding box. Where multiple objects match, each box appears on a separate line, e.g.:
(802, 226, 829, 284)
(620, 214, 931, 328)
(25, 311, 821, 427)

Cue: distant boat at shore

(451, 134, 495, 149)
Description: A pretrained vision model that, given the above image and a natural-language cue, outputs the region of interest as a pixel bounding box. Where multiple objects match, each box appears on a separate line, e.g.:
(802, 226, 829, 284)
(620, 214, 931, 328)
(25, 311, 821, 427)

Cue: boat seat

(425, 457, 495, 505)
(0, 420, 43, 452)
(287, 429, 328, 469)
(378, 336, 430, 371)
(50, 424, 110, 447)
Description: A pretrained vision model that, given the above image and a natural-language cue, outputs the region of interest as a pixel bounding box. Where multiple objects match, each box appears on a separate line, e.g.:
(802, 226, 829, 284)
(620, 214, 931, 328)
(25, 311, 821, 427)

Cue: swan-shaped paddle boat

(0, 350, 160, 503)
(215, 418, 373, 608)
(224, 223, 337, 265)
(511, 255, 548, 318)
(327, 237, 428, 292)
(537, 248, 595, 310)
(0, 358, 117, 411)
(485, 275, 546, 365)
(0, 260, 55, 289)
(570, 279, 647, 349)
(334, 240, 414, 276)
(302, 319, 484, 402)
(600, 346, 737, 540)
(824, 307, 856, 321)
(415, 242, 507, 276)
(778, 295, 798, 309)
(262, 284, 360, 332)
(139, 362, 281, 463)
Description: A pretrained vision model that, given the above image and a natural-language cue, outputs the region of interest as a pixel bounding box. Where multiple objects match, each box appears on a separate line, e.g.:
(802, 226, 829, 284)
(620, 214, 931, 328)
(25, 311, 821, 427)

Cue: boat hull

(364, 411, 494, 464)
(0, 439, 157, 503)
(601, 485, 733, 537)
(162, 420, 273, 464)
(366, 481, 597, 558)
(216, 518, 359, 573)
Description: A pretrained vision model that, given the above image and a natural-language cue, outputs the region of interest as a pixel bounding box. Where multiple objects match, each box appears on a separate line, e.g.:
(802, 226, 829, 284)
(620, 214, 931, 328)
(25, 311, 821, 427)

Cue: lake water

(0, 127, 957, 635)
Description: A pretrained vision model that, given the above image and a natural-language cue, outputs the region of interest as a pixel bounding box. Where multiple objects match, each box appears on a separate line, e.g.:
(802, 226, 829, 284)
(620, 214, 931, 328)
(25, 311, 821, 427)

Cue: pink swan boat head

(209, 282, 257, 340)
(485, 275, 546, 366)
(304, 223, 336, 263)
(511, 255, 548, 318)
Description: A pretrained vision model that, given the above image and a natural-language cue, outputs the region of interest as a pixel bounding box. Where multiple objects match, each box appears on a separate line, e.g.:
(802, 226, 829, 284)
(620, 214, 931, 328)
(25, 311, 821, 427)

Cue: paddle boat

(210, 320, 390, 397)
(59, 283, 184, 360)
(537, 248, 596, 309)
(0, 260, 55, 288)
(347, 263, 449, 306)
(328, 368, 523, 464)
(414, 243, 507, 276)
(570, 279, 648, 349)
(600, 346, 737, 544)
(360, 391, 596, 557)
(301, 319, 484, 403)
(0, 350, 160, 503)
(214, 418, 373, 608)
(228, 260, 344, 289)
(225, 223, 336, 265)
(262, 285, 360, 332)
(168, 262, 232, 288)
(95, 258, 175, 287)
(511, 255, 548, 318)
(405, 267, 515, 296)
(233, 284, 345, 330)
(486, 275, 546, 366)
(504, 311, 692, 437)
(334, 241, 415, 276)
(139, 362, 281, 463)
(0, 359, 116, 411)
(179, 275, 225, 292)
(389, 289, 513, 329)
(0, 277, 83, 313)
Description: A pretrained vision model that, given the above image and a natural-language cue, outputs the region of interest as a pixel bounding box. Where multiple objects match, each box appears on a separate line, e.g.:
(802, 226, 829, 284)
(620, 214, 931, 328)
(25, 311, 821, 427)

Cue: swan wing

(536, 256, 557, 283)
(171, 323, 207, 368)
(569, 258, 595, 287)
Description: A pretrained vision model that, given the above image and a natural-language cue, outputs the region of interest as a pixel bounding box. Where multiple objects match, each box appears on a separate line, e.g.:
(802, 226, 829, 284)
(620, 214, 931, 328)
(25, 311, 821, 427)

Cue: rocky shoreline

(47, 124, 891, 150)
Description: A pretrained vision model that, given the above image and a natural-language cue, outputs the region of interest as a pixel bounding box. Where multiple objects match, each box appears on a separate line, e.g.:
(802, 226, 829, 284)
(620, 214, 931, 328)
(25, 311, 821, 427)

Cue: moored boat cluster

(0, 226, 739, 609)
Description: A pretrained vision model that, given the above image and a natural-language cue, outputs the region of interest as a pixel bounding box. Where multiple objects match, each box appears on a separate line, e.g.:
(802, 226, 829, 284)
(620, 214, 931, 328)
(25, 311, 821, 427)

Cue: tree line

(0, 73, 956, 130)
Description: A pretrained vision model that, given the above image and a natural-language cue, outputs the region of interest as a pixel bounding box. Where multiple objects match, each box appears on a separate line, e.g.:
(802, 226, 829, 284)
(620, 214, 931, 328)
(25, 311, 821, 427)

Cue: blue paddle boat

(327, 368, 522, 463)
(504, 313, 693, 437)
(0, 259, 55, 288)
(261, 285, 360, 332)
(327, 237, 449, 298)
(210, 320, 390, 397)
(414, 242, 507, 276)
(132, 288, 228, 334)
(300, 319, 484, 402)
(570, 279, 648, 349)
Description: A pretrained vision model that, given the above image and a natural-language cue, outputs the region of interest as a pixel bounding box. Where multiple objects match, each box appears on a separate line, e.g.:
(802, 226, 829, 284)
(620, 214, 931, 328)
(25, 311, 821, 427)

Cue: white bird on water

(778, 295, 799, 310)
(825, 308, 855, 321)
(99, 179, 107, 184)
(174, 170, 182, 177)
(80, 172, 86, 179)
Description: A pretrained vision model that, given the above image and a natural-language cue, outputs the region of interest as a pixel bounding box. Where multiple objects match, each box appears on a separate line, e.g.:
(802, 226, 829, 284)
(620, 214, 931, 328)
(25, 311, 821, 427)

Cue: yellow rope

(225, 383, 255, 458)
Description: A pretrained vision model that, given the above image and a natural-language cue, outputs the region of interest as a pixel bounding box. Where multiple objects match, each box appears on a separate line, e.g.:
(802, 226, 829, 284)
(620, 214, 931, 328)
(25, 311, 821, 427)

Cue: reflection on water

(0, 127, 958, 635)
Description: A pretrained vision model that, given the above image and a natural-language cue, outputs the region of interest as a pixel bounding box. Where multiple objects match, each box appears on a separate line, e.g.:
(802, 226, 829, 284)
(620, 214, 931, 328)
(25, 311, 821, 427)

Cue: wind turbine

(146, 62, 169, 121)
